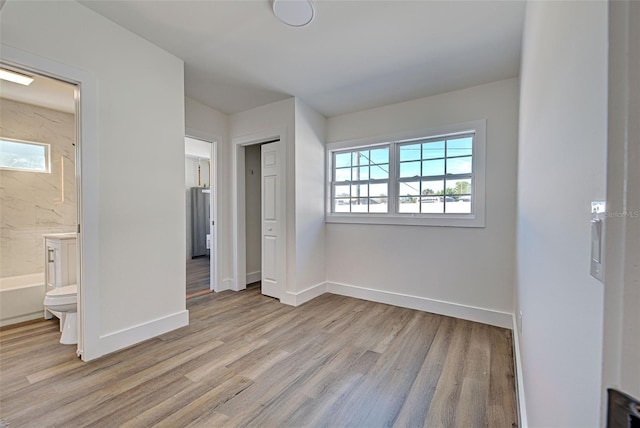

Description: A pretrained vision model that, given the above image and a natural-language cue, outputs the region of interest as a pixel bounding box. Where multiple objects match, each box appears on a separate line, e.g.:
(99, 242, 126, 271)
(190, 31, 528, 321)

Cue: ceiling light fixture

(272, 0, 314, 27)
(0, 68, 34, 86)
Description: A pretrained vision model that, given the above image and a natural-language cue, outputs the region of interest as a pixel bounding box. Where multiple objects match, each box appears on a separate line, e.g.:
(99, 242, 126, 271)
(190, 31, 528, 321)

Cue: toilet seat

(44, 284, 77, 306)
(43, 284, 78, 345)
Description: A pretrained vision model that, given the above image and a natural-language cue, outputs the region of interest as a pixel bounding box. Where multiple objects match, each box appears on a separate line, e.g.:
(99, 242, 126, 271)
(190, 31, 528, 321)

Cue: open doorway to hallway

(185, 136, 215, 299)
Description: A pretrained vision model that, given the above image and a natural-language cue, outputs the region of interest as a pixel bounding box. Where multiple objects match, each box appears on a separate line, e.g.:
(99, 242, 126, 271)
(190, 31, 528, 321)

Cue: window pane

(335, 168, 351, 182)
(334, 199, 350, 212)
(399, 143, 421, 162)
(370, 197, 388, 213)
(422, 140, 445, 160)
(445, 198, 472, 214)
(334, 184, 350, 198)
(422, 159, 444, 177)
(444, 179, 471, 213)
(370, 183, 388, 199)
(399, 161, 420, 178)
(357, 150, 370, 165)
(399, 181, 420, 198)
(447, 137, 472, 157)
(351, 184, 368, 198)
(335, 152, 351, 168)
(370, 163, 389, 179)
(352, 166, 369, 181)
(445, 178, 471, 196)
(446, 156, 472, 175)
(0, 140, 48, 172)
(398, 196, 420, 213)
(351, 198, 368, 213)
(421, 196, 444, 213)
(420, 179, 444, 196)
(370, 148, 389, 164)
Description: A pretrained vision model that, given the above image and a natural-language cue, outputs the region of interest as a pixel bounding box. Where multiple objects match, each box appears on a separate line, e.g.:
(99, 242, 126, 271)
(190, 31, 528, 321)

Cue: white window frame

(326, 120, 486, 228)
(330, 144, 391, 214)
(0, 137, 51, 173)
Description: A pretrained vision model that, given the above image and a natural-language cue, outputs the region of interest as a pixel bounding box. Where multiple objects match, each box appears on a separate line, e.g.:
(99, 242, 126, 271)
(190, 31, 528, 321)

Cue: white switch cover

(590, 201, 606, 282)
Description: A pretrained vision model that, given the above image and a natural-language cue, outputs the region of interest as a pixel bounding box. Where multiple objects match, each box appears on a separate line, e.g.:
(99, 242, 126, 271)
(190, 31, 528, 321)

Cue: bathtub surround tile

(0, 98, 76, 278)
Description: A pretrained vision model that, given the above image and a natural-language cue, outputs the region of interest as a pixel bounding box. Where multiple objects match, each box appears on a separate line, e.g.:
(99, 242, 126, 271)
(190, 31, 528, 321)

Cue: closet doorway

(185, 136, 216, 298)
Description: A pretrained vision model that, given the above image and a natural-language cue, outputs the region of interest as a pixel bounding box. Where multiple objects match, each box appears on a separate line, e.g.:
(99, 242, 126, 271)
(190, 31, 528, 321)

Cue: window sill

(325, 213, 485, 228)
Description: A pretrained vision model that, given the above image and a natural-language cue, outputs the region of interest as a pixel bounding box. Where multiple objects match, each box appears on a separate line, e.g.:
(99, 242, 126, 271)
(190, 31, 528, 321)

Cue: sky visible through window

(0, 139, 49, 172)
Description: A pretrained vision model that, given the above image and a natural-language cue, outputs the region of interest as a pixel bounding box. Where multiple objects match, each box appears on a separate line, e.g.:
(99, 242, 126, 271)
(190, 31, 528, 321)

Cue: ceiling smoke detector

(272, 0, 314, 27)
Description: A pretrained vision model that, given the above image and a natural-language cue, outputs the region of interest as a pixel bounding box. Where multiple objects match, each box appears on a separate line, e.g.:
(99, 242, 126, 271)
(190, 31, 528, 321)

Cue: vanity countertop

(43, 233, 76, 240)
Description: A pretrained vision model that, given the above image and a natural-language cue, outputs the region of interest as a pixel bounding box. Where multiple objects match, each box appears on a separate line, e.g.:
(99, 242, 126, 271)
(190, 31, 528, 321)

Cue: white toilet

(43, 284, 78, 345)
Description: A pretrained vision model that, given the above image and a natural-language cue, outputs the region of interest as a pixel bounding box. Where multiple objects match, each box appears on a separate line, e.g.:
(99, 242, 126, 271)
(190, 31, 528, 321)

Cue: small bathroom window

(0, 138, 50, 173)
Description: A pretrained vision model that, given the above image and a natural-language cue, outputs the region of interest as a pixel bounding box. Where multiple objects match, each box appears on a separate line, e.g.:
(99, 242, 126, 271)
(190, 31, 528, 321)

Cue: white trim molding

(219, 278, 234, 292)
(246, 271, 261, 285)
(512, 313, 529, 428)
(281, 282, 328, 306)
(326, 281, 512, 329)
(98, 310, 189, 356)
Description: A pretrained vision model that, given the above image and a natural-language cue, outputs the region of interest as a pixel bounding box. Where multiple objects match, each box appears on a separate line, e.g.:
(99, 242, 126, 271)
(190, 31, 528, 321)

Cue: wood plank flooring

(186, 256, 211, 298)
(0, 286, 517, 427)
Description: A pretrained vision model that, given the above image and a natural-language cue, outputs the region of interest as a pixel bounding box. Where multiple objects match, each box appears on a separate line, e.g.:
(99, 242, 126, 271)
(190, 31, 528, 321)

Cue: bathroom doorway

(185, 136, 216, 298)
(0, 64, 81, 345)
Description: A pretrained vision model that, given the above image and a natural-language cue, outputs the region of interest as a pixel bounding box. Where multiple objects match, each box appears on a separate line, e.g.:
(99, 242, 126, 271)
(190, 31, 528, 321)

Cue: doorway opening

(0, 62, 82, 353)
(234, 136, 284, 300)
(185, 136, 216, 299)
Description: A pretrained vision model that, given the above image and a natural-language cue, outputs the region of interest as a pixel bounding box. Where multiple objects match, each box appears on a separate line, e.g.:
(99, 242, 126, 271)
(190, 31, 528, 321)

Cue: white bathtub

(0, 273, 45, 327)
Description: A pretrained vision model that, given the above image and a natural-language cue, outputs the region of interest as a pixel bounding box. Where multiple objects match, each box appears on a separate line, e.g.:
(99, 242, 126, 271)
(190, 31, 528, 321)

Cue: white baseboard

(246, 271, 261, 285)
(325, 281, 512, 329)
(216, 278, 234, 292)
(512, 313, 528, 428)
(98, 310, 189, 357)
(281, 282, 328, 306)
(0, 311, 42, 327)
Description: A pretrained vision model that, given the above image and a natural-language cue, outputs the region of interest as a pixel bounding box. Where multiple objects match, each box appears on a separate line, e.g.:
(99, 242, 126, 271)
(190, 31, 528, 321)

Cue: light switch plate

(590, 201, 606, 282)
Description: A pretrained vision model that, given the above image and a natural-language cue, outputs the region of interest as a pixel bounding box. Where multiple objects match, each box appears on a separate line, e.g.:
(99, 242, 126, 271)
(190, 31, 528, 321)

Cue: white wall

(245, 144, 261, 279)
(1, 1, 187, 359)
(516, 2, 607, 426)
(602, 0, 640, 416)
(185, 97, 229, 287)
(325, 79, 518, 324)
(294, 100, 327, 293)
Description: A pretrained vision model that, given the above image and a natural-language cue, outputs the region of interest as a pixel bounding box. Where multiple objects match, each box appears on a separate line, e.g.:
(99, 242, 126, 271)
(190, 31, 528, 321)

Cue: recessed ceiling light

(272, 0, 314, 27)
(0, 68, 34, 86)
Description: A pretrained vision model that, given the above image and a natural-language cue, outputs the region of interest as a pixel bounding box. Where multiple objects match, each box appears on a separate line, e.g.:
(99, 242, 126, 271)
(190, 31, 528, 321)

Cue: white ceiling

(0, 73, 75, 113)
(80, 0, 525, 117)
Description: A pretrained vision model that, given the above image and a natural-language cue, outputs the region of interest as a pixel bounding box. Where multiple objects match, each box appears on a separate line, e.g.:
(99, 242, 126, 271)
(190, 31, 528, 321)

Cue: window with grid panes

(332, 146, 390, 213)
(326, 120, 485, 227)
(397, 134, 473, 214)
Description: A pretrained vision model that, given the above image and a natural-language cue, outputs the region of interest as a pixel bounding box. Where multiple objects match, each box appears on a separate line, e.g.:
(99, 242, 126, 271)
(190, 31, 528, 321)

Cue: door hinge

(77, 224, 81, 233)
(211, 220, 215, 226)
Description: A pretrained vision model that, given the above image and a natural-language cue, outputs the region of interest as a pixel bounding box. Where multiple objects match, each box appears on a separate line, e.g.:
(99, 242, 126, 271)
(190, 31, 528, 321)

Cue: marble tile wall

(0, 98, 76, 278)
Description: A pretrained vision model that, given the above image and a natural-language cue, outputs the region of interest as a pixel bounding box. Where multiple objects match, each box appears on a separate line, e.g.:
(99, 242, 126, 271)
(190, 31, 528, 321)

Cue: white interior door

(261, 141, 283, 299)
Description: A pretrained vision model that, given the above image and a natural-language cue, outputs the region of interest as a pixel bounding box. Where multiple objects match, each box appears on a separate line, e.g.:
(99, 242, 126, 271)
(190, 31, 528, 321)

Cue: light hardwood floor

(186, 256, 211, 298)
(0, 287, 517, 427)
